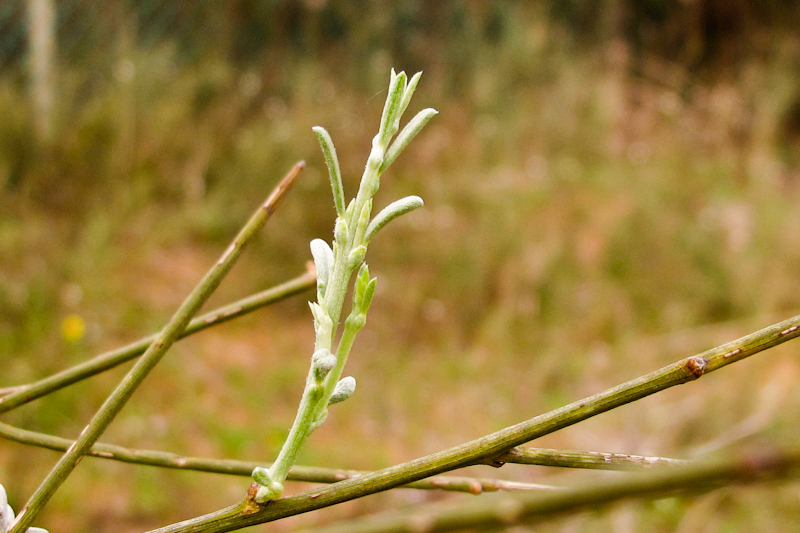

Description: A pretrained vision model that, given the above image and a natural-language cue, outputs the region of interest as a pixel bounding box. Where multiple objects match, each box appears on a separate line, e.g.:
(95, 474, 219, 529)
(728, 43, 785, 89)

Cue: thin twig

(0, 421, 556, 494)
(0, 269, 316, 413)
(146, 312, 800, 533)
(7, 162, 305, 533)
(302, 447, 800, 533)
(495, 447, 690, 470)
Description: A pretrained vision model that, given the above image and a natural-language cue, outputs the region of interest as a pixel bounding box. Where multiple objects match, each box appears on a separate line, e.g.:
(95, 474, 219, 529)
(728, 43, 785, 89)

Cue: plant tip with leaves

(251, 69, 436, 503)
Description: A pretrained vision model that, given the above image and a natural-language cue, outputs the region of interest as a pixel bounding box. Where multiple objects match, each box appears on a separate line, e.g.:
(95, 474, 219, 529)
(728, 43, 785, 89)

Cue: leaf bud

(312, 349, 337, 382)
(334, 217, 348, 244)
(348, 245, 367, 269)
(329, 376, 356, 405)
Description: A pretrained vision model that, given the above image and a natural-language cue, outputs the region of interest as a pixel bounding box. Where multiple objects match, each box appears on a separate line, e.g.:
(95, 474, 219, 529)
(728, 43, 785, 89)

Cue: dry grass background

(3, 3, 800, 531)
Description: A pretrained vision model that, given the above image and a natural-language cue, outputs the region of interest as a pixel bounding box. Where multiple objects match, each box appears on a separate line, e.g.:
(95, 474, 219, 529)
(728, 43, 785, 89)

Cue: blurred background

(2, 1, 800, 531)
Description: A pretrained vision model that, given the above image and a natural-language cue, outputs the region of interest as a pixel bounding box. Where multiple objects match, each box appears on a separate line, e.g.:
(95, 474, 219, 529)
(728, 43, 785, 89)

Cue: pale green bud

(355, 199, 373, 244)
(254, 480, 285, 503)
(312, 349, 337, 383)
(329, 376, 356, 405)
(346, 312, 366, 331)
(353, 263, 377, 316)
(348, 245, 367, 270)
(334, 217, 348, 244)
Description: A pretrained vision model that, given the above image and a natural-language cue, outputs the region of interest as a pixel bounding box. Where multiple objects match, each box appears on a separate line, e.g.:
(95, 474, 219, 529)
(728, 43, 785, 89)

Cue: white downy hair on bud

(328, 376, 356, 405)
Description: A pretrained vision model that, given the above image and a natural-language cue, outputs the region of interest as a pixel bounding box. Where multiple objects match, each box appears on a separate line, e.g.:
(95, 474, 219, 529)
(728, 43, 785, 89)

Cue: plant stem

(0, 269, 315, 413)
(0, 420, 554, 494)
(300, 447, 800, 533)
(7, 162, 304, 533)
(256, 72, 429, 501)
(149, 312, 800, 532)
(496, 447, 690, 470)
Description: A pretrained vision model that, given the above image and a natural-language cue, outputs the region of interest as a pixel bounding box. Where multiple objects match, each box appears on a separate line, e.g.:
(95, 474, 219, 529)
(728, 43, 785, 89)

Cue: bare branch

(494, 447, 690, 470)
(0, 269, 315, 413)
(0, 421, 556, 495)
(304, 447, 800, 533)
(146, 313, 800, 533)
(8, 162, 305, 533)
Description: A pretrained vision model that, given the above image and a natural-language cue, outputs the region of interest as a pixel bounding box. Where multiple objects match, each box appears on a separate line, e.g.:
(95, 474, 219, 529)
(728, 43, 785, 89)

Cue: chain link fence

(2, 1, 800, 201)
(1, 1, 227, 142)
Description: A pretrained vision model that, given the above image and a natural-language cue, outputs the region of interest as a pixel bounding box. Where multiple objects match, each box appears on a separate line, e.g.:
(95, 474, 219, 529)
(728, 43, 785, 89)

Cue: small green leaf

(366, 195, 424, 242)
(309, 302, 332, 333)
(396, 71, 423, 129)
(353, 263, 377, 315)
(312, 126, 345, 217)
(378, 70, 408, 147)
(310, 239, 334, 300)
(380, 108, 438, 173)
(355, 262, 370, 292)
(354, 198, 373, 244)
(361, 278, 377, 313)
(251, 466, 274, 486)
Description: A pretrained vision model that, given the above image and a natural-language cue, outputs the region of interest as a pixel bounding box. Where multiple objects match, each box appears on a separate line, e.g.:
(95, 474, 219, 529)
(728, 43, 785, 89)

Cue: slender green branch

(496, 447, 690, 470)
(0, 269, 316, 413)
(148, 312, 800, 532)
(301, 447, 800, 533)
(0, 420, 554, 495)
(0, 416, 681, 488)
(7, 162, 305, 533)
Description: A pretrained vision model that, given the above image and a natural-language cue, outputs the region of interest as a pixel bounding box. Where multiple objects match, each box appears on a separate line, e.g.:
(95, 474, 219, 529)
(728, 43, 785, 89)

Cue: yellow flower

(61, 314, 86, 342)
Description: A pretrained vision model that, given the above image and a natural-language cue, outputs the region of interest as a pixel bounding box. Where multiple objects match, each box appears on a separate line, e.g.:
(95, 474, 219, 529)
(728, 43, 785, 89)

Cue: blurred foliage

(2, 1, 800, 532)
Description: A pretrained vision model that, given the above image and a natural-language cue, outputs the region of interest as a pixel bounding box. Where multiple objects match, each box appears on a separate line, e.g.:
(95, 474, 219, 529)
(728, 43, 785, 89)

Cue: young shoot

(251, 70, 436, 503)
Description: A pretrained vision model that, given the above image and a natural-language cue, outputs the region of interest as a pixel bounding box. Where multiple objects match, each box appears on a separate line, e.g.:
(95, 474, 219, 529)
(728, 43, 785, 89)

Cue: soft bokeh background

(3, 1, 800, 531)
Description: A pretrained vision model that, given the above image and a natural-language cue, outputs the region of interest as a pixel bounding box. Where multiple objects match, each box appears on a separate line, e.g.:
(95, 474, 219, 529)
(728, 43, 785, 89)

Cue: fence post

(25, 0, 56, 144)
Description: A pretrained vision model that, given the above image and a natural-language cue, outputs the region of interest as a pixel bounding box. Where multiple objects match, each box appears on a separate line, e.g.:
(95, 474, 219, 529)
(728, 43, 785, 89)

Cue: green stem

(151, 312, 800, 532)
(318, 239, 354, 335)
(0, 421, 553, 494)
(0, 269, 315, 413)
(255, 71, 434, 502)
(259, 127, 386, 501)
(320, 312, 364, 404)
(298, 448, 800, 533)
(496, 447, 690, 470)
(259, 253, 359, 501)
(7, 162, 304, 533)
(266, 383, 324, 485)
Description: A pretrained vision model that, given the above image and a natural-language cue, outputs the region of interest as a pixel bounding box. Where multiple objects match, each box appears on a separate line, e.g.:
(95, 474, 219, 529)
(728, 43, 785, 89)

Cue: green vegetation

(252, 70, 434, 503)
(2, 2, 800, 532)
